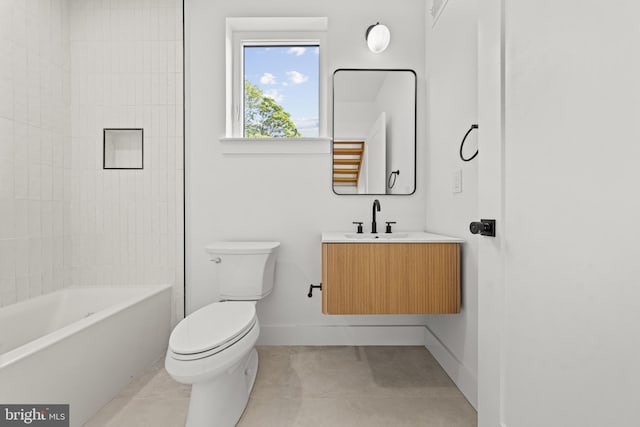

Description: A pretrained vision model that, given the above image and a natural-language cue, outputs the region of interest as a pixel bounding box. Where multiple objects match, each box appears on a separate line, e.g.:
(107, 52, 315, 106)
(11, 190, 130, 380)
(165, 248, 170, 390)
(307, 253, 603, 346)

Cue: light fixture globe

(365, 22, 391, 53)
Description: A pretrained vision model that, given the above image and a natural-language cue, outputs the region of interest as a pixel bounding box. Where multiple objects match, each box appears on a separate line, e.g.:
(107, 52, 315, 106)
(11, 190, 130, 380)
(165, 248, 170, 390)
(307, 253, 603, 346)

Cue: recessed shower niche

(103, 128, 144, 170)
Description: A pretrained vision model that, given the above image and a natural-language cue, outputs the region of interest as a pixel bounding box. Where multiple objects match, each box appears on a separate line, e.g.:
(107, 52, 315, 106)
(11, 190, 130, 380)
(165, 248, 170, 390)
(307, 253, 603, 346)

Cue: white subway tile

(150, 7, 159, 42)
(142, 40, 152, 74)
(28, 273, 42, 298)
(27, 124, 41, 164)
(41, 268, 53, 295)
(103, 74, 113, 106)
(28, 237, 42, 276)
(175, 107, 182, 138)
(166, 42, 176, 73)
(52, 267, 63, 291)
(71, 105, 83, 137)
(41, 164, 53, 200)
(0, 69, 14, 120)
(52, 165, 64, 201)
(63, 202, 71, 236)
(0, 277, 17, 307)
(40, 130, 53, 165)
(70, 266, 81, 286)
(166, 105, 176, 137)
(63, 170, 72, 202)
(52, 134, 64, 168)
(175, 137, 183, 170)
(0, 117, 13, 160)
(176, 4, 183, 35)
(63, 267, 71, 288)
(53, 200, 63, 237)
(63, 236, 72, 268)
(15, 238, 29, 278)
(14, 199, 28, 238)
(12, 81, 28, 124)
(0, 158, 14, 199)
(41, 237, 54, 278)
(95, 200, 104, 234)
(166, 135, 176, 172)
(0, 6, 12, 42)
(28, 200, 41, 237)
(28, 164, 41, 200)
(41, 201, 53, 238)
(167, 8, 177, 41)
(156, 105, 168, 137)
(27, 91, 41, 128)
(16, 276, 29, 302)
(0, 198, 15, 241)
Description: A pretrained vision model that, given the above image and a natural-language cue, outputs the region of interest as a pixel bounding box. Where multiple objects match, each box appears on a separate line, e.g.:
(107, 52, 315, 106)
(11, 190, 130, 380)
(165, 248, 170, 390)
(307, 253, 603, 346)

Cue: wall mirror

(332, 69, 416, 195)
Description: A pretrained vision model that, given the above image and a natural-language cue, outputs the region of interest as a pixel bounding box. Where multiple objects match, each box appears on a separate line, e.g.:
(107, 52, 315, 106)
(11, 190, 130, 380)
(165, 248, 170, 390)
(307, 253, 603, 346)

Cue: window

(226, 18, 328, 141)
(243, 45, 319, 138)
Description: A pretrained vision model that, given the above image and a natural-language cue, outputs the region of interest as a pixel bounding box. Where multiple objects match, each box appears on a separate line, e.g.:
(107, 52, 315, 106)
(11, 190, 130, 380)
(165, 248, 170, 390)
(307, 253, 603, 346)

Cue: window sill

(220, 137, 331, 154)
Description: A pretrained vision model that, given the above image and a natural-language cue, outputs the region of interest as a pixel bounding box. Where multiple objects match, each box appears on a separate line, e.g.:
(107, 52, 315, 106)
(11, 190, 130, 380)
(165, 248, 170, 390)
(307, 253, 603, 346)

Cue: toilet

(165, 241, 280, 427)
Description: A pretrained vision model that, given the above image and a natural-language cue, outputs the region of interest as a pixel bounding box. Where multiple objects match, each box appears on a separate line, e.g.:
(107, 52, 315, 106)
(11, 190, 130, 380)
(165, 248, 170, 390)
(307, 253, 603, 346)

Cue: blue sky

(244, 46, 319, 137)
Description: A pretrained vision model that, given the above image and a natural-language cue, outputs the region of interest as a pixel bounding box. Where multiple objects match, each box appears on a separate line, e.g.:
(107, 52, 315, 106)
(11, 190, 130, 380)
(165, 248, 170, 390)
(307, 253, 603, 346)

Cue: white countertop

(322, 231, 465, 243)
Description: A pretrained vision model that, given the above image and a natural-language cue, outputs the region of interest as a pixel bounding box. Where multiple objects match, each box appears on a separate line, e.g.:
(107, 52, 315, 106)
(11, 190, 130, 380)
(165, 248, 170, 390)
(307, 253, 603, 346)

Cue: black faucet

(371, 199, 381, 233)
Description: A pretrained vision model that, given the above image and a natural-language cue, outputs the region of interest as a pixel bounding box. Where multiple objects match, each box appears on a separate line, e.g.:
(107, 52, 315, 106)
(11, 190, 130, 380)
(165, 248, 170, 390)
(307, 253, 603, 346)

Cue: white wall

(364, 112, 387, 194)
(425, 0, 478, 407)
(495, 1, 640, 425)
(0, 0, 71, 307)
(375, 73, 415, 194)
(333, 101, 376, 139)
(68, 0, 184, 323)
(186, 0, 428, 343)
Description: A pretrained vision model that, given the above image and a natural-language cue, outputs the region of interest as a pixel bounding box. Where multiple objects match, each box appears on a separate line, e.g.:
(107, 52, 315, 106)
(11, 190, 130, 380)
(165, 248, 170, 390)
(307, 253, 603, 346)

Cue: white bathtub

(0, 285, 172, 427)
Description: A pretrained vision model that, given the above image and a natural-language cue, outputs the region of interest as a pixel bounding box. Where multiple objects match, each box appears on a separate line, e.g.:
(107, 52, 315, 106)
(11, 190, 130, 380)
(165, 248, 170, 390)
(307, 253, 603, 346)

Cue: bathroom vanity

(321, 232, 464, 314)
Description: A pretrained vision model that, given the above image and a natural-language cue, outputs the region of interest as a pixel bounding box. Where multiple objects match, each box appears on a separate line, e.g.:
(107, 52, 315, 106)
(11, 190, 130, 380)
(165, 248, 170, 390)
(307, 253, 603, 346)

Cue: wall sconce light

(365, 22, 391, 53)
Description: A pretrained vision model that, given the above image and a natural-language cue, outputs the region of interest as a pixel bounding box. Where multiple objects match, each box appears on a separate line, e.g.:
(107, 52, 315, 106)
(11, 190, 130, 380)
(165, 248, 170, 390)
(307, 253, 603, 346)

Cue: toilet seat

(169, 302, 257, 361)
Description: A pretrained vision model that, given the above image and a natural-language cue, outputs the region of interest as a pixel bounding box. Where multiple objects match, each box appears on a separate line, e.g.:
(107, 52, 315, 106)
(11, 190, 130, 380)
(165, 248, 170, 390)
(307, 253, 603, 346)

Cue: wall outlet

(453, 169, 462, 193)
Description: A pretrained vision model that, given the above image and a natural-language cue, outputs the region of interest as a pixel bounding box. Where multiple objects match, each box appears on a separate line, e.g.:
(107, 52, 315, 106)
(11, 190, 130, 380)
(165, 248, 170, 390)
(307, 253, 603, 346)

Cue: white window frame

(223, 17, 330, 153)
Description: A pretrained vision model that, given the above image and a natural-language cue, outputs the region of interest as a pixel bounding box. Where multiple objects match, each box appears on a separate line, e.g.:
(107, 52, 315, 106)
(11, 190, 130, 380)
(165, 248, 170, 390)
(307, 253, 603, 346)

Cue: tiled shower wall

(0, 0, 72, 307)
(69, 0, 184, 322)
(0, 0, 184, 324)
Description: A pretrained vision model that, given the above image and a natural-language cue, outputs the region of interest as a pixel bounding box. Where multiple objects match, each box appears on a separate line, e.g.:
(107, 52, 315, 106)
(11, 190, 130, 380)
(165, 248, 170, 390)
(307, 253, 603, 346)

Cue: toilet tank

(205, 241, 280, 301)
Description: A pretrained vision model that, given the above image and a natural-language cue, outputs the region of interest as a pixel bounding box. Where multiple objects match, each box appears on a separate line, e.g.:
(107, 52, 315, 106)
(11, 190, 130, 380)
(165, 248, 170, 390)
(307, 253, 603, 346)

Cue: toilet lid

(169, 302, 256, 355)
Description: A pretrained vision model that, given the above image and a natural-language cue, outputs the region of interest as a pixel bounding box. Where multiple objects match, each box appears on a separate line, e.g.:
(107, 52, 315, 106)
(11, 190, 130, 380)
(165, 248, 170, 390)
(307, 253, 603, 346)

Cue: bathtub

(0, 285, 172, 427)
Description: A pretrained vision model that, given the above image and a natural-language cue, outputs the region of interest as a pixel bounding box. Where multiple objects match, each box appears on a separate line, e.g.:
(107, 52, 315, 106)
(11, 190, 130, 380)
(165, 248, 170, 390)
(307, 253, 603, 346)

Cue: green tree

(244, 80, 301, 138)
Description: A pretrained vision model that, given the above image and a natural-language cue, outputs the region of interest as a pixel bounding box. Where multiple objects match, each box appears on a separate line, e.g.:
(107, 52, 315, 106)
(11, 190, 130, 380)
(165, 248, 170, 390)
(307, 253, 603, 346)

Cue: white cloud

(286, 70, 309, 85)
(293, 117, 320, 137)
(287, 47, 306, 56)
(282, 82, 288, 86)
(264, 89, 284, 103)
(259, 73, 277, 85)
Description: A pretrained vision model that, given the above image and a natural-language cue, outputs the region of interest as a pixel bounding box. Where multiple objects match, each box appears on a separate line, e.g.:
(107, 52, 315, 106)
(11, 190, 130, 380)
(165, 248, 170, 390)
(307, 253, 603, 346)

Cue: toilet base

(185, 347, 259, 427)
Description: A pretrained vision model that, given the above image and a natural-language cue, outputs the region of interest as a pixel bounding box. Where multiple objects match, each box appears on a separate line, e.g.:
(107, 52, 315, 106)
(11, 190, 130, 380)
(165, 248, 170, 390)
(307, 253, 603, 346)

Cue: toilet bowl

(165, 241, 279, 427)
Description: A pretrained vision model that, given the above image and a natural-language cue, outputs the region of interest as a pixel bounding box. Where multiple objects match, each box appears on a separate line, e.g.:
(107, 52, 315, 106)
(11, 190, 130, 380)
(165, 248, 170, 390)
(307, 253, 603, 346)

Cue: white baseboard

(257, 324, 428, 346)
(423, 326, 477, 409)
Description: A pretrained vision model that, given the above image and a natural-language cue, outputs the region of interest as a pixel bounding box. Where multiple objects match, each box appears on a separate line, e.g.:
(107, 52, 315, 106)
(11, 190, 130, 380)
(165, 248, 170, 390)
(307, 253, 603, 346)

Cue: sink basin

(344, 233, 409, 240)
(323, 231, 465, 243)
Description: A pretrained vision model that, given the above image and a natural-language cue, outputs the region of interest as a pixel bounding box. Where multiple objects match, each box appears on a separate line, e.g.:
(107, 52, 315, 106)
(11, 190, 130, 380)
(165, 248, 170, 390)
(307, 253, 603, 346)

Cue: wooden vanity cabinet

(321, 242, 460, 314)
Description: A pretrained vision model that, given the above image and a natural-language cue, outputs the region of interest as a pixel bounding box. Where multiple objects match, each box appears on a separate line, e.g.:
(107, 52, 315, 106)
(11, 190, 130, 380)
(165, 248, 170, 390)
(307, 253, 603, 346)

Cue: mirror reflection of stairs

(333, 141, 364, 186)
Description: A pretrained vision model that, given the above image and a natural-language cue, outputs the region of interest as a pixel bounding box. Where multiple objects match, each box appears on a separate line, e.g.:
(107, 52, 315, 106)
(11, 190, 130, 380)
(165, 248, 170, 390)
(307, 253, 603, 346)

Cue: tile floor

(85, 346, 477, 427)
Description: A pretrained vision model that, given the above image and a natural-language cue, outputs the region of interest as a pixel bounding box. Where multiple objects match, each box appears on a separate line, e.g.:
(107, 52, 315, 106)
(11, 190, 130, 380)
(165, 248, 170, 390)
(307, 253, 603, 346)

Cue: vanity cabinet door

(322, 243, 460, 314)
